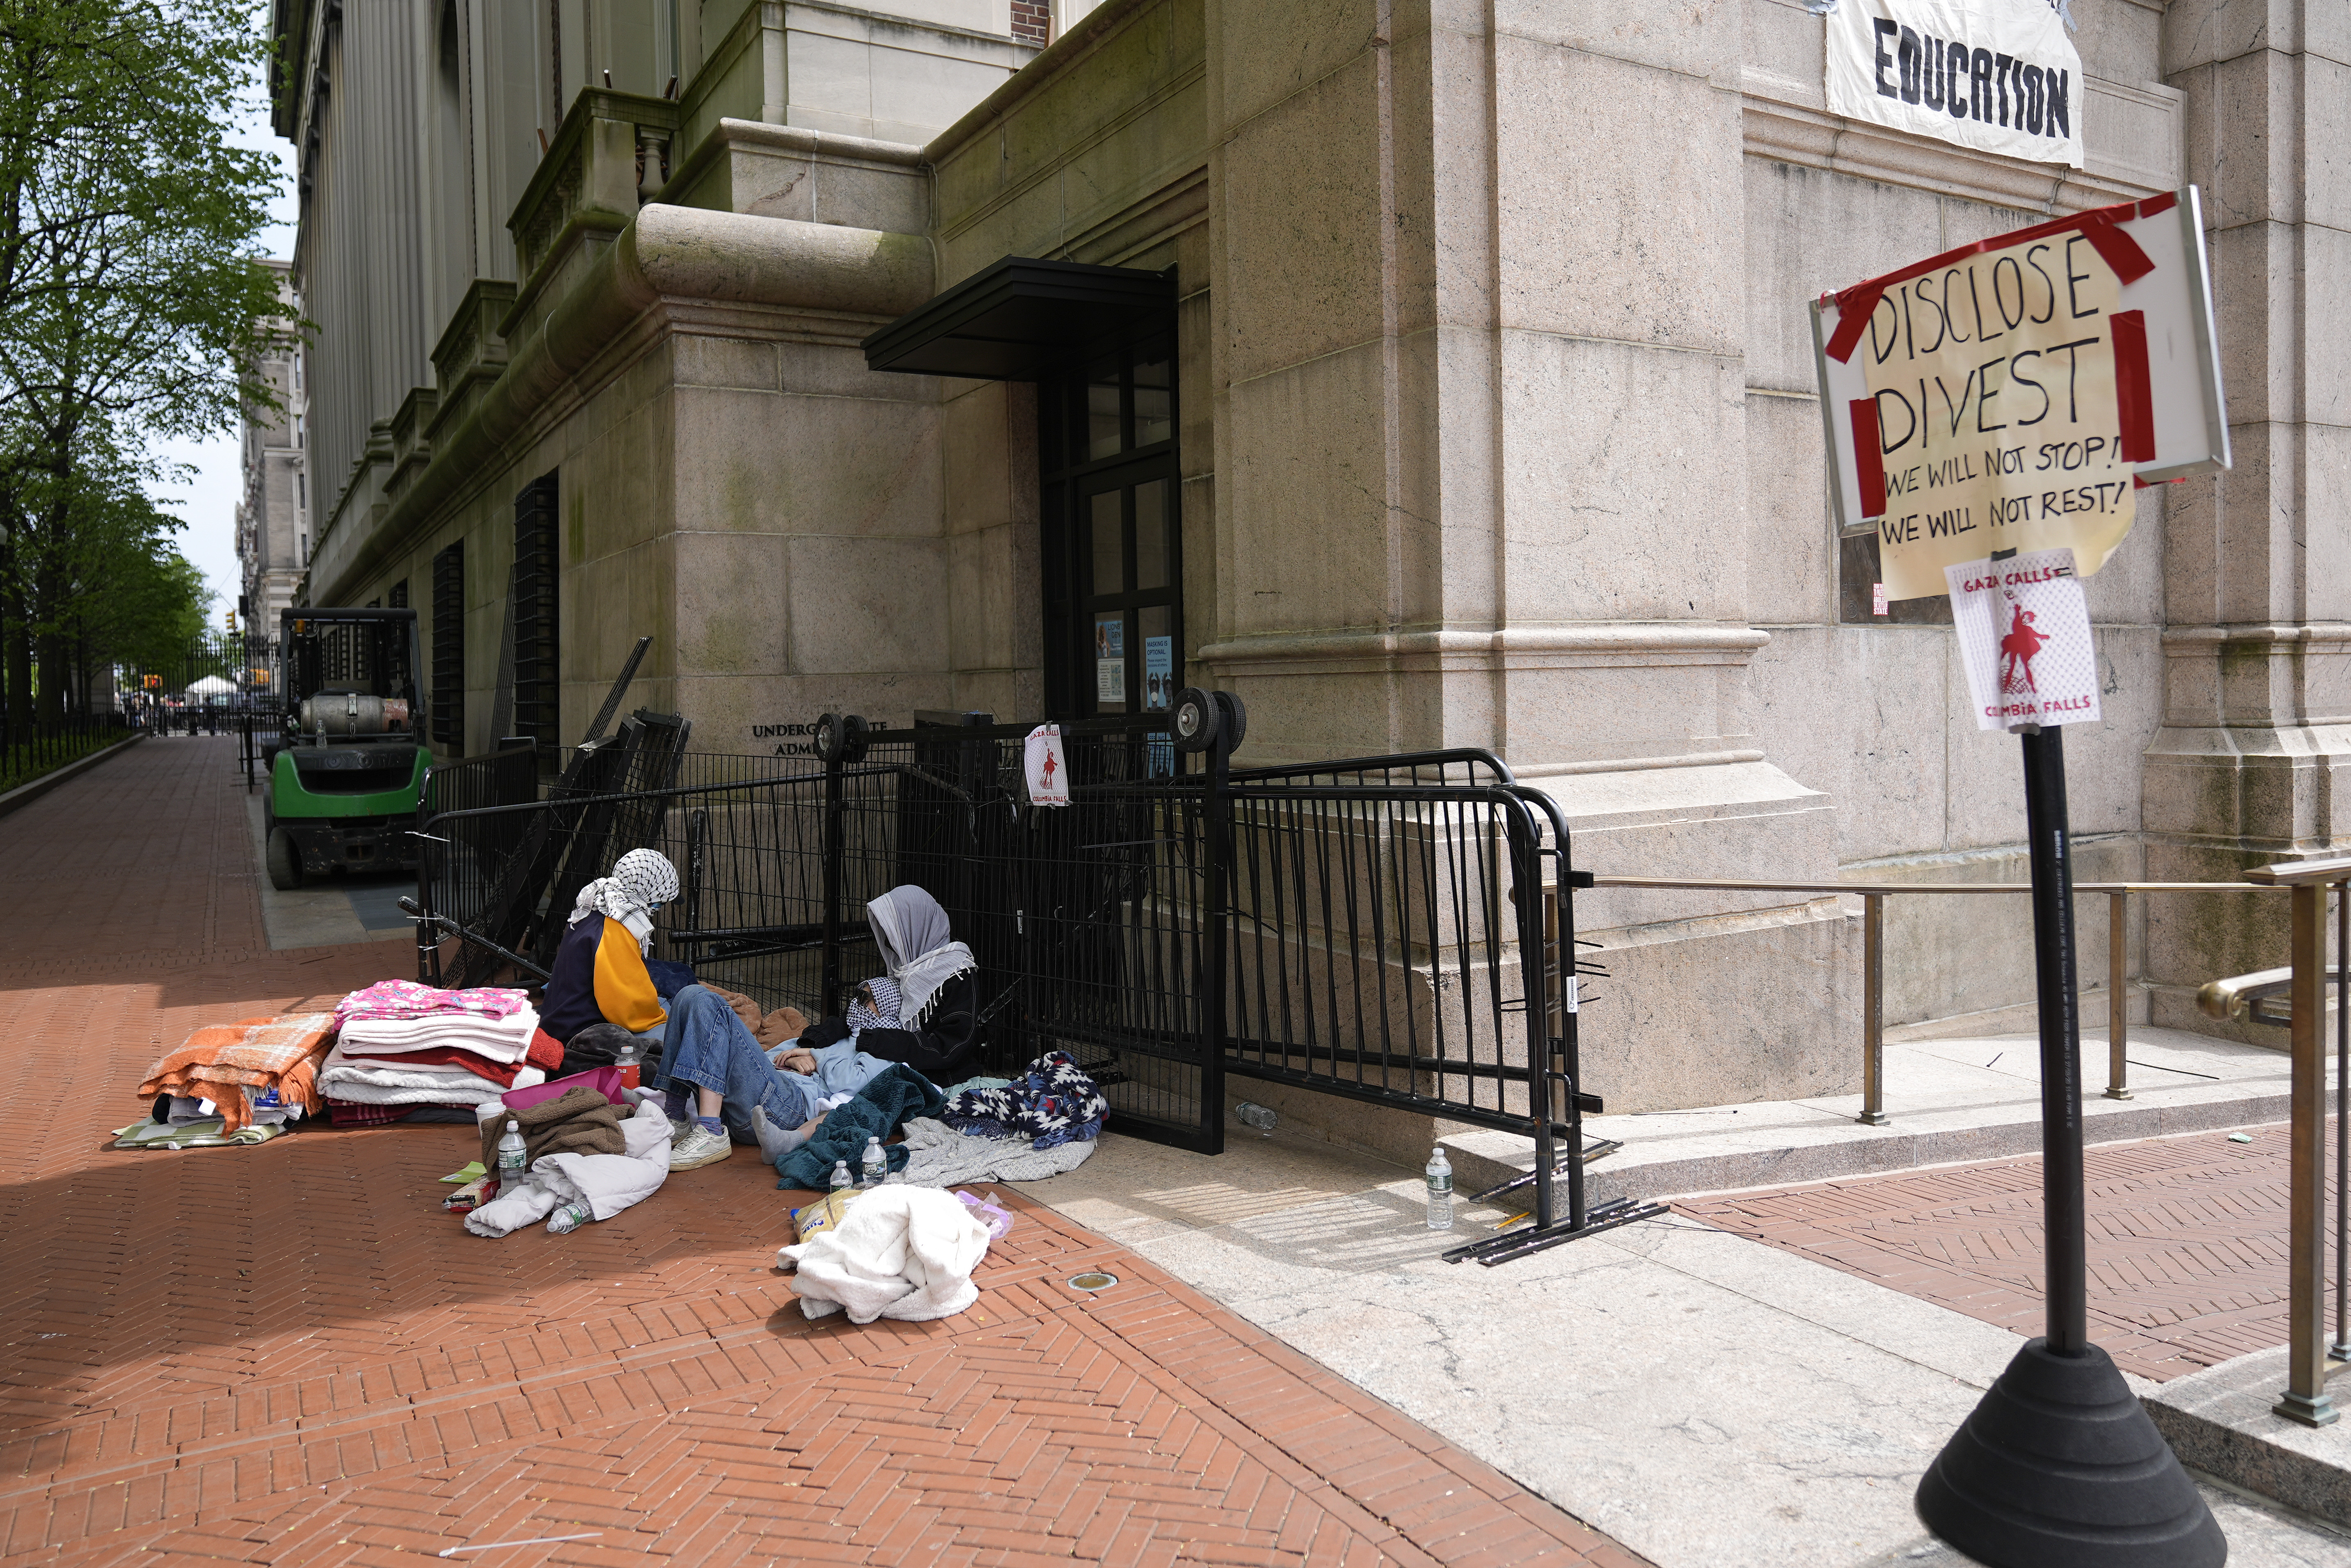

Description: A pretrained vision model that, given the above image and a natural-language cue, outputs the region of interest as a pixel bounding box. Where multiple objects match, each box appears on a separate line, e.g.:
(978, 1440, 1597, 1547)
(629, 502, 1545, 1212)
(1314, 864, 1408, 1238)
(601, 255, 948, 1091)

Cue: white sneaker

(670, 1125, 733, 1170)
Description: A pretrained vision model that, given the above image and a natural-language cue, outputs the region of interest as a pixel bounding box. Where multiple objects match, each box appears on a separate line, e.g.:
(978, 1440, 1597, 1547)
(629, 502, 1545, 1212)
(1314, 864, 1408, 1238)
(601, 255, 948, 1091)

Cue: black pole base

(1916, 1338, 2226, 1568)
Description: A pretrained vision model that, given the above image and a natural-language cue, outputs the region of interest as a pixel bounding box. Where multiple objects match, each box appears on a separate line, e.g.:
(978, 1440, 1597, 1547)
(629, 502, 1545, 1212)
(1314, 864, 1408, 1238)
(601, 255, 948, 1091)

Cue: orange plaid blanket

(137, 1014, 335, 1132)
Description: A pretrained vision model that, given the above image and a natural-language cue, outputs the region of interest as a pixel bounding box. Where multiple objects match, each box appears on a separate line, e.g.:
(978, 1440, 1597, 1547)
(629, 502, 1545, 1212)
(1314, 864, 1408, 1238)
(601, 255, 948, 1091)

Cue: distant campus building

(235, 258, 308, 630)
(268, 0, 2345, 1121)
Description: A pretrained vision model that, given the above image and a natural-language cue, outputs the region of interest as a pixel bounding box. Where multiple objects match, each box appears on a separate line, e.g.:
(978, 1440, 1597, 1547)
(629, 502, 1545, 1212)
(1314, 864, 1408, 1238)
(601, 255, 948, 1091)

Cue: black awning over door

(862, 256, 1175, 381)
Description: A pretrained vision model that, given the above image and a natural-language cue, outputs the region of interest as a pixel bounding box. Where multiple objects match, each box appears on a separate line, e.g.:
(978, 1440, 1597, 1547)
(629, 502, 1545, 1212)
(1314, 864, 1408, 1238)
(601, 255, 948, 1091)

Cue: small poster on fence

(1023, 723, 1070, 807)
(1946, 547, 2101, 732)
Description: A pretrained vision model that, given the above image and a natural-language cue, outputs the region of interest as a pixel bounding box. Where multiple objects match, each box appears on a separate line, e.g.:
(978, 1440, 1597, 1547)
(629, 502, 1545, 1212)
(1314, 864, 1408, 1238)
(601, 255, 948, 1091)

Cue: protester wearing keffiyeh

(569, 847, 679, 954)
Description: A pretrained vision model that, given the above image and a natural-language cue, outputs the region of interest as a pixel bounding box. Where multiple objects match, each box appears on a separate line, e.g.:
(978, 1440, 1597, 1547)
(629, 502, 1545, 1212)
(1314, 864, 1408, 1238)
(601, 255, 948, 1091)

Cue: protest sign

(1827, 0, 2082, 168)
(1946, 548, 2100, 732)
(1023, 724, 1069, 807)
(1812, 188, 2229, 600)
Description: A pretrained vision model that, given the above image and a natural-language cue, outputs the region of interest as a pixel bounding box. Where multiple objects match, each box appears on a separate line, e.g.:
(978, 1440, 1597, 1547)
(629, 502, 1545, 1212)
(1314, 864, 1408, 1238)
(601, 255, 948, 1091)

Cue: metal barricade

(408, 707, 1629, 1248)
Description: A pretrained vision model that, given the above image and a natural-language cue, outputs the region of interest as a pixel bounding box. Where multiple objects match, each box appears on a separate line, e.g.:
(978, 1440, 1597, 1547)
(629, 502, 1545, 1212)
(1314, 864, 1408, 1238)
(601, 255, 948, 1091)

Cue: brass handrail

(2236, 857, 2351, 1428)
(1577, 874, 2279, 1119)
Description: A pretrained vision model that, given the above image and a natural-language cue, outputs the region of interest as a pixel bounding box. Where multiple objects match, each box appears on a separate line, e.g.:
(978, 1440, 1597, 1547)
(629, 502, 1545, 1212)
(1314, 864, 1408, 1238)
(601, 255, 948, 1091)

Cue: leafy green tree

(0, 0, 292, 732)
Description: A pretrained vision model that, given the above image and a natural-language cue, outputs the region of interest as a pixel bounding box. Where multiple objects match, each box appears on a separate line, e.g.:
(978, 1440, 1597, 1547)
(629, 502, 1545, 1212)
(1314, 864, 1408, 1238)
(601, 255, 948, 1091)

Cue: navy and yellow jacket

(540, 916, 668, 1043)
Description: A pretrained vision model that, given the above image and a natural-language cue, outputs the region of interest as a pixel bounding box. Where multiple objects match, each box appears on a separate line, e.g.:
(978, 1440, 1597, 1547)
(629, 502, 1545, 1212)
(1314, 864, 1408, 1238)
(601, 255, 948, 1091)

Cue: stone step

(1441, 1024, 2311, 1210)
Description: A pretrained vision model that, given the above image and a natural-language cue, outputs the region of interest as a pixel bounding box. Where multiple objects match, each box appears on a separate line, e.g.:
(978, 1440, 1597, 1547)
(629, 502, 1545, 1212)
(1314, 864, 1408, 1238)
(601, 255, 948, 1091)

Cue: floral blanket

(334, 980, 532, 1025)
(939, 1051, 1106, 1149)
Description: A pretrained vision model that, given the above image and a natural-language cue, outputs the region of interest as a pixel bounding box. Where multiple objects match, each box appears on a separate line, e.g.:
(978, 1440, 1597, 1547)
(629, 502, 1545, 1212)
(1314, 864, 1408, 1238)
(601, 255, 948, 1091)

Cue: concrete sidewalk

(1016, 1126, 2350, 1568)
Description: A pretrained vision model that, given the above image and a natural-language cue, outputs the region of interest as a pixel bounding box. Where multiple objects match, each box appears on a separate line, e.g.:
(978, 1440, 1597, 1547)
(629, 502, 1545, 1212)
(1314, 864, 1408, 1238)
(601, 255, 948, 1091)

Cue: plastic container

(830, 1160, 853, 1195)
(613, 1039, 641, 1091)
(1234, 1101, 1277, 1135)
(496, 1120, 528, 1193)
(547, 1201, 591, 1234)
(859, 1136, 886, 1190)
(1424, 1147, 1454, 1232)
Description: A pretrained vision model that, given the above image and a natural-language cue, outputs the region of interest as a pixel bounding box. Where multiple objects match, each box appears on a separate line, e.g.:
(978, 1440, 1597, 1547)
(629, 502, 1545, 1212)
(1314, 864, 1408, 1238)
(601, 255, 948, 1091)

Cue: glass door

(1040, 338, 1179, 719)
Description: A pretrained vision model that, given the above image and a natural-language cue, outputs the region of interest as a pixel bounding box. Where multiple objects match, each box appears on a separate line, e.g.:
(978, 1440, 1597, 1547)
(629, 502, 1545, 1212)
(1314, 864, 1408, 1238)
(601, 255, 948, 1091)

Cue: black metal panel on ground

(862, 256, 1176, 381)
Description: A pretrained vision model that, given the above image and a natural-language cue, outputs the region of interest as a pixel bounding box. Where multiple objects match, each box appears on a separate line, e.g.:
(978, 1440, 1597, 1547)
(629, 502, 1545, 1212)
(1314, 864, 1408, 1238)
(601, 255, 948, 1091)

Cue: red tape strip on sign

(1850, 398, 1885, 519)
(1823, 192, 2171, 366)
(2111, 309, 2155, 463)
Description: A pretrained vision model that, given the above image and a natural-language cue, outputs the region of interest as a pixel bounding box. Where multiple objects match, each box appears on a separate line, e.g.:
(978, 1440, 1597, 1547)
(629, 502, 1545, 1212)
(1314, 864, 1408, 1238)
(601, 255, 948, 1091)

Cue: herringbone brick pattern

(1678, 1124, 2310, 1380)
(0, 738, 1645, 1566)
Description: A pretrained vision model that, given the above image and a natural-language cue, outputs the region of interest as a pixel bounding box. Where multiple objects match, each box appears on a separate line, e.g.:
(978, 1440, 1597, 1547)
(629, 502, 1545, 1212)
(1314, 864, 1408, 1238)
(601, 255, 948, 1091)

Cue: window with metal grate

(431, 542, 465, 748)
(511, 472, 561, 748)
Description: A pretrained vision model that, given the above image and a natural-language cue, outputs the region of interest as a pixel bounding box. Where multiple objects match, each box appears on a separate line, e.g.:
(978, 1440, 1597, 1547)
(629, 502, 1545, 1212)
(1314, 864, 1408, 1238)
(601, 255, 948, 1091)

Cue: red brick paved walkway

(1679, 1124, 2308, 1382)
(0, 738, 1643, 1566)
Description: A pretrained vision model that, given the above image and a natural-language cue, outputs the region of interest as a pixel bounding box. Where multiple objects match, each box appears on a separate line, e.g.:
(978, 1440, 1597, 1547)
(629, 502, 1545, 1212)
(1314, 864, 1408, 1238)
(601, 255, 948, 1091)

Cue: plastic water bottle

(496, 1120, 528, 1192)
(613, 1038, 641, 1090)
(1425, 1147, 1454, 1232)
(830, 1160, 854, 1195)
(1234, 1102, 1277, 1135)
(547, 1201, 591, 1234)
(859, 1136, 886, 1190)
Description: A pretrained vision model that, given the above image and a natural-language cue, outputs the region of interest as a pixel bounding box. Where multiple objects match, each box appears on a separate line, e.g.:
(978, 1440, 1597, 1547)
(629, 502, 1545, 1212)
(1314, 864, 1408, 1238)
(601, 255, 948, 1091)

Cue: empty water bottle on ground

(1234, 1102, 1277, 1135)
(496, 1120, 528, 1193)
(613, 1038, 641, 1090)
(547, 1201, 591, 1234)
(830, 1159, 854, 1195)
(859, 1136, 886, 1190)
(1425, 1147, 1454, 1232)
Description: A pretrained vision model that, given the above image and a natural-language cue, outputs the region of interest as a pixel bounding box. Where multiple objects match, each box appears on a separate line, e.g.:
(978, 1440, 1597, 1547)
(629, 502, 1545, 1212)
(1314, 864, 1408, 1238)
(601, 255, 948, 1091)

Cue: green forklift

(263, 607, 431, 890)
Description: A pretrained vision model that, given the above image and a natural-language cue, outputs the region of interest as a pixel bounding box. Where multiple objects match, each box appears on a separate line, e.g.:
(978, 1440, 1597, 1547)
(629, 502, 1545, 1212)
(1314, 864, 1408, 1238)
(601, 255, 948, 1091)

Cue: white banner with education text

(1827, 0, 2083, 169)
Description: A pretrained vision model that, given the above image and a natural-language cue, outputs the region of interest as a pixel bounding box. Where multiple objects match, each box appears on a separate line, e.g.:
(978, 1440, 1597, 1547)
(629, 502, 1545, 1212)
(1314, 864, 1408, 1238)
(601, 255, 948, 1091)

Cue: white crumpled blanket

(776, 1184, 991, 1323)
(465, 1099, 673, 1237)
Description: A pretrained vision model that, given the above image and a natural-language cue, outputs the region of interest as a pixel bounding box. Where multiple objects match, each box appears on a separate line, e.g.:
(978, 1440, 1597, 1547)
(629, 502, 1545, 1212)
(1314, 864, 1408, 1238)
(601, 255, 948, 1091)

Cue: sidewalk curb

(2143, 1346, 2351, 1531)
(0, 733, 145, 821)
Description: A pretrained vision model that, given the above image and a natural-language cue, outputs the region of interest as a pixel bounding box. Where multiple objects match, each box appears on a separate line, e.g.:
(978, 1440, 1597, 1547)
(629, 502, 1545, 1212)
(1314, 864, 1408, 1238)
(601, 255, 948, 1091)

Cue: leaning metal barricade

(407, 703, 1637, 1252)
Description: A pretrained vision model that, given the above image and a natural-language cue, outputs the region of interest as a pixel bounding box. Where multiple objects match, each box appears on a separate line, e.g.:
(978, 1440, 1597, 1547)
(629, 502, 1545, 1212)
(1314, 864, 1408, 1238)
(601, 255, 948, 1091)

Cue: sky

(150, 75, 299, 624)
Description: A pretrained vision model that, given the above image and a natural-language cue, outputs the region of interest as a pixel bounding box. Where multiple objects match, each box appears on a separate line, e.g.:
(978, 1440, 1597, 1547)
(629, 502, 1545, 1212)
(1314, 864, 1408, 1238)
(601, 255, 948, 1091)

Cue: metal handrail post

(2282, 878, 2335, 1423)
(1859, 892, 1888, 1125)
(2336, 881, 2349, 1362)
(2105, 889, 2132, 1099)
(2246, 856, 2349, 1426)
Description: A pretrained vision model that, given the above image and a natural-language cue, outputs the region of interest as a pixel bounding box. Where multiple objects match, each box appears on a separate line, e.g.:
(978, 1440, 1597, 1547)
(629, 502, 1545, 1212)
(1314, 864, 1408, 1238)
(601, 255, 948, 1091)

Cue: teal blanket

(774, 1064, 944, 1190)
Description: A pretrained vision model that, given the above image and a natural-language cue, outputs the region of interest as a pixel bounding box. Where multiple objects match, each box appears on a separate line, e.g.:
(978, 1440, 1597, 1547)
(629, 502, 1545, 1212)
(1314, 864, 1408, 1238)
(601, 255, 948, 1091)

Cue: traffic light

(142, 674, 161, 689)
(226, 607, 238, 632)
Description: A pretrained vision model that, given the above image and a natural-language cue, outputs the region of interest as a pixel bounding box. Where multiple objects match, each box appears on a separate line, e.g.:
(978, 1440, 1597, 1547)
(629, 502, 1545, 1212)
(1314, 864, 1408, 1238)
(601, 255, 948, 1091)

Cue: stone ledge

(2145, 1346, 2351, 1531)
(1444, 1078, 2326, 1209)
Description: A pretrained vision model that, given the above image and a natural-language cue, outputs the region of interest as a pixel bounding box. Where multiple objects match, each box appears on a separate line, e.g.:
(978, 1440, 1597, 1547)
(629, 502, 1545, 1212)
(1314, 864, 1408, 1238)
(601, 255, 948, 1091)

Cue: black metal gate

(410, 701, 1644, 1256)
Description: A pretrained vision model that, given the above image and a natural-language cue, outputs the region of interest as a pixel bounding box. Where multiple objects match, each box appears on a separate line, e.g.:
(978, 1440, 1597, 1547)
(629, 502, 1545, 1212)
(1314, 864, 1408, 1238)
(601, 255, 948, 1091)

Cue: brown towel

(706, 985, 809, 1050)
(480, 1085, 627, 1171)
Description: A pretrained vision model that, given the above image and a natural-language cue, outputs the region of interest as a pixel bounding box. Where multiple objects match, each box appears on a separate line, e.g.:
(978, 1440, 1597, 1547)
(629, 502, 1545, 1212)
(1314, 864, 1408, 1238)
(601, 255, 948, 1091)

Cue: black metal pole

(2021, 726, 2087, 1356)
(820, 737, 845, 1019)
(1200, 724, 1230, 1156)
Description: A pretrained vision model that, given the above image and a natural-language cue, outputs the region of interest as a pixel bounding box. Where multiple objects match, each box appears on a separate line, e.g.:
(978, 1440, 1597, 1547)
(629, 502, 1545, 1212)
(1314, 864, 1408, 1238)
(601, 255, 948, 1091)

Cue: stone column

(1203, 2, 1854, 1128)
(2143, 2, 2351, 1034)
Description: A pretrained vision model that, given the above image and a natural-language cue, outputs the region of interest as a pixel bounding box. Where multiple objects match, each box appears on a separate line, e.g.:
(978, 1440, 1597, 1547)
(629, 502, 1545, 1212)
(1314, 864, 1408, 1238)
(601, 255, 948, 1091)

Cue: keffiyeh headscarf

(569, 848, 679, 952)
(865, 886, 975, 1027)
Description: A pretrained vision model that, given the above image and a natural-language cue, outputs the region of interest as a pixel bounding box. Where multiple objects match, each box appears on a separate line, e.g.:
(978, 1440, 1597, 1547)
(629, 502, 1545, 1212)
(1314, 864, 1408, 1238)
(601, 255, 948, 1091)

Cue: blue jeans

(654, 986, 810, 1145)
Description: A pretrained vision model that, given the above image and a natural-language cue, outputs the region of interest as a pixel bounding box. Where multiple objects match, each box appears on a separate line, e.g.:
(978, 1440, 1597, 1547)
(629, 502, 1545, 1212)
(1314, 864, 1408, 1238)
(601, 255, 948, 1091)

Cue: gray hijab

(866, 886, 975, 1027)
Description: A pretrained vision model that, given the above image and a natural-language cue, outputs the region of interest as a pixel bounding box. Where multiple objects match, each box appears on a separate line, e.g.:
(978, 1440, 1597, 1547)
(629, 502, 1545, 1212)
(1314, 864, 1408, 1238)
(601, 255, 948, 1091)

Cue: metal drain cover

(1067, 1271, 1119, 1293)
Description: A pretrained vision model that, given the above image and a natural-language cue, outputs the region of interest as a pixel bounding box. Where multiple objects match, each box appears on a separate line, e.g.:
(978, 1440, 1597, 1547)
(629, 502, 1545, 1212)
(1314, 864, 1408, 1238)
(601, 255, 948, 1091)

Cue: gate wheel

(266, 826, 303, 890)
(1170, 687, 1221, 754)
(1211, 690, 1248, 753)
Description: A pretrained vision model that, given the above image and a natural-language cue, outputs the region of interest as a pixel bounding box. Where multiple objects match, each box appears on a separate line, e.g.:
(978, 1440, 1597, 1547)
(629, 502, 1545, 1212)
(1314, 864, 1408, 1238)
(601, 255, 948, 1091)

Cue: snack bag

(790, 1188, 862, 1242)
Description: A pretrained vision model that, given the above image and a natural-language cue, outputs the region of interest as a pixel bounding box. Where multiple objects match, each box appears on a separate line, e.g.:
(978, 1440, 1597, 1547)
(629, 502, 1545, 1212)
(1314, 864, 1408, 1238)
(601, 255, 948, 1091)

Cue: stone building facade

(278, 0, 2348, 1124)
(236, 259, 309, 629)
